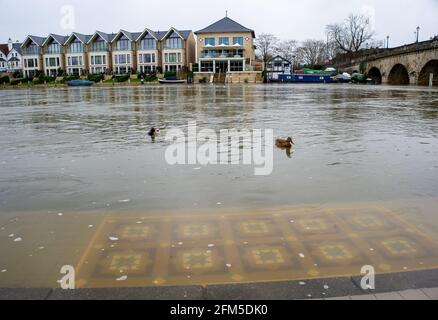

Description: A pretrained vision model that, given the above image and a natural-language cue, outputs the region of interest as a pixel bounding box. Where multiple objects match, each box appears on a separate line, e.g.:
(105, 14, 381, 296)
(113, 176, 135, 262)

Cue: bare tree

(255, 33, 279, 69)
(325, 40, 342, 62)
(295, 40, 326, 66)
(326, 13, 375, 53)
(275, 39, 298, 63)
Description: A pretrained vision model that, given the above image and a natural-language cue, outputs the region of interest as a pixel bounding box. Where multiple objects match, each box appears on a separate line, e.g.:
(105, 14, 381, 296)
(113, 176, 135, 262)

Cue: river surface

(0, 84, 438, 289)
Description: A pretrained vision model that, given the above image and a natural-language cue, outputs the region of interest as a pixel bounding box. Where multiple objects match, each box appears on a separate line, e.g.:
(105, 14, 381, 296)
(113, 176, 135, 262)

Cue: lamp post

(386, 35, 390, 49)
(416, 26, 420, 43)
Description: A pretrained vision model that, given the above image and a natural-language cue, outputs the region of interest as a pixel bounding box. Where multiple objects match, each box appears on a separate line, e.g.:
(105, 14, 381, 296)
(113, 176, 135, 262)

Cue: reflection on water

(1, 84, 438, 289)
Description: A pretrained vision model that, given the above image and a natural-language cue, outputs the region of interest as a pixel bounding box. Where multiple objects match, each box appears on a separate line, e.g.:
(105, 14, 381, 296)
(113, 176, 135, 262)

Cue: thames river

(1, 84, 438, 289)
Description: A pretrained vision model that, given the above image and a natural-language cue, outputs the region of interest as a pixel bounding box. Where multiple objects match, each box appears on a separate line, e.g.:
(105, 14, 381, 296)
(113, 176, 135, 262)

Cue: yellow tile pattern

(75, 206, 438, 288)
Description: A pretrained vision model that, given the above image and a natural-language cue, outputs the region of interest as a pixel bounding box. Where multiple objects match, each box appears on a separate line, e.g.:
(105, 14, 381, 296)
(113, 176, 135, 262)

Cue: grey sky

(1, 0, 437, 47)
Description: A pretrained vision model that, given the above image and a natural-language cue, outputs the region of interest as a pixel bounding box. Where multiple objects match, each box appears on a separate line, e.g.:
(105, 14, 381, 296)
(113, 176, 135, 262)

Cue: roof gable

(135, 28, 158, 42)
(160, 28, 191, 41)
(21, 35, 46, 48)
(268, 55, 292, 64)
(111, 30, 136, 43)
(87, 31, 117, 44)
(65, 32, 92, 45)
(43, 34, 67, 46)
(195, 17, 255, 37)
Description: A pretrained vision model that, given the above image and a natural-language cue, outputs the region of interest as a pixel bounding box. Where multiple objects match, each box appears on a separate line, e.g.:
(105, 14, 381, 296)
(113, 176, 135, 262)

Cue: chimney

(7, 38, 13, 51)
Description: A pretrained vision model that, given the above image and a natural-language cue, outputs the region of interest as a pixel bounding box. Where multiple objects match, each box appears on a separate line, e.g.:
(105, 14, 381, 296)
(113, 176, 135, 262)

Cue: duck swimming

(275, 137, 294, 149)
(148, 127, 160, 142)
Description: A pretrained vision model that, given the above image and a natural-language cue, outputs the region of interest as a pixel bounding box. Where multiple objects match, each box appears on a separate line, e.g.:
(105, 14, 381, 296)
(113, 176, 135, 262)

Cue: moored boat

(158, 79, 187, 84)
(67, 80, 94, 87)
(278, 74, 336, 83)
(158, 77, 187, 84)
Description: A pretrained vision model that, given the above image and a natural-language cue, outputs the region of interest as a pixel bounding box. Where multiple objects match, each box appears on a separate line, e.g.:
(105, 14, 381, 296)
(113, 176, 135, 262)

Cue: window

(140, 65, 156, 74)
(115, 54, 131, 64)
(140, 53, 155, 64)
(26, 44, 39, 55)
(116, 39, 131, 51)
(68, 56, 83, 66)
(69, 40, 83, 53)
(45, 57, 59, 67)
(233, 37, 244, 46)
(47, 42, 60, 54)
(165, 53, 180, 63)
(140, 38, 156, 50)
(230, 61, 243, 72)
(91, 55, 106, 65)
(200, 61, 214, 72)
(166, 37, 183, 49)
(25, 58, 37, 68)
(219, 37, 229, 46)
(205, 38, 215, 46)
(91, 40, 107, 52)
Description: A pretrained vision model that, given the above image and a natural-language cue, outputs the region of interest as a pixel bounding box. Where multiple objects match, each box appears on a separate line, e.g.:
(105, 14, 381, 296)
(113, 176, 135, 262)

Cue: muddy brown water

(0, 84, 438, 289)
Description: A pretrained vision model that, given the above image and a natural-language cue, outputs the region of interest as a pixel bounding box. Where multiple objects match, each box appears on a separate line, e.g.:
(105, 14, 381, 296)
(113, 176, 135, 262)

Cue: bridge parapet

(334, 39, 438, 70)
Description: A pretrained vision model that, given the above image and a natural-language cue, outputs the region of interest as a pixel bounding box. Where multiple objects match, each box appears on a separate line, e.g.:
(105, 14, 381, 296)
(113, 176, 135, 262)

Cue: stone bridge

(334, 39, 438, 86)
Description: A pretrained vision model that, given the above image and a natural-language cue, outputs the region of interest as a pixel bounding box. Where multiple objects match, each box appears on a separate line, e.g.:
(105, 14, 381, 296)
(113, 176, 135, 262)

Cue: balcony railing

(89, 47, 109, 52)
(200, 52, 244, 59)
(22, 49, 41, 55)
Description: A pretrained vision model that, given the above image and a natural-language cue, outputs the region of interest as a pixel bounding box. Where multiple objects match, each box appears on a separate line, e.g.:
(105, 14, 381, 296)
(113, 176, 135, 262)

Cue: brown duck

(275, 137, 294, 149)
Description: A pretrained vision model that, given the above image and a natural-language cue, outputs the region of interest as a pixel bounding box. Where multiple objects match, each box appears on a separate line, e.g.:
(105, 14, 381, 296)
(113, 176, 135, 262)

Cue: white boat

(158, 79, 187, 84)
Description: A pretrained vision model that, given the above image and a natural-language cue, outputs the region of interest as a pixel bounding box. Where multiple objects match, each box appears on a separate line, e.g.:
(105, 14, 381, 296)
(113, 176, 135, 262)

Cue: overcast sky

(1, 0, 437, 47)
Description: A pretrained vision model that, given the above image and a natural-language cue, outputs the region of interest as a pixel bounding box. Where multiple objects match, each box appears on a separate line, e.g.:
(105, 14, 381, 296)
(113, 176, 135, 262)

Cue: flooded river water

(1, 84, 438, 289)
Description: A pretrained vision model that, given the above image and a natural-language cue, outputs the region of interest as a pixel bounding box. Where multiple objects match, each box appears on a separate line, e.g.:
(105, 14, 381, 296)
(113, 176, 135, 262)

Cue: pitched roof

(135, 28, 159, 41)
(0, 41, 22, 56)
(22, 35, 46, 47)
(87, 31, 117, 44)
(110, 30, 137, 42)
(12, 42, 22, 55)
(43, 34, 68, 46)
(65, 32, 92, 45)
(158, 28, 192, 40)
(268, 55, 292, 63)
(195, 17, 255, 37)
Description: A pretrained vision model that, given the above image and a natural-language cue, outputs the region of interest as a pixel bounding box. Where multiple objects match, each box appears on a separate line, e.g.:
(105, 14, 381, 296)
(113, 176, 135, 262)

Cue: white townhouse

(0, 39, 23, 73)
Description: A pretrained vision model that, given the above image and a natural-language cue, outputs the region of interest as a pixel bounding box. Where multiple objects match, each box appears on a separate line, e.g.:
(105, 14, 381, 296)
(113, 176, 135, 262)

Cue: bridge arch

(418, 60, 438, 86)
(388, 64, 410, 85)
(368, 67, 382, 84)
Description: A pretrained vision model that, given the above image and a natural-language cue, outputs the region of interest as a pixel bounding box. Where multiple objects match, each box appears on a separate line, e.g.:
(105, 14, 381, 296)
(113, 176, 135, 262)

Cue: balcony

(89, 46, 109, 53)
(44, 49, 62, 55)
(22, 48, 41, 56)
(200, 50, 244, 59)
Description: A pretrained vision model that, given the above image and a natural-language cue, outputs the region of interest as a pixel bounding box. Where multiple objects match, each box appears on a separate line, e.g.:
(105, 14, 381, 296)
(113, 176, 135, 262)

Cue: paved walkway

(324, 287, 438, 300)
